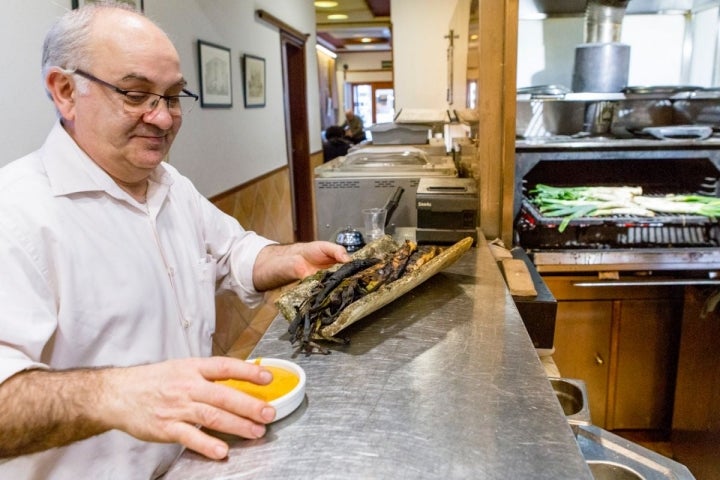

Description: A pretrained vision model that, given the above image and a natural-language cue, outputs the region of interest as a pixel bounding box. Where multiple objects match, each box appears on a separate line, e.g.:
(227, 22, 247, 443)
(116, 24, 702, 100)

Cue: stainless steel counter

(165, 237, 592, 479)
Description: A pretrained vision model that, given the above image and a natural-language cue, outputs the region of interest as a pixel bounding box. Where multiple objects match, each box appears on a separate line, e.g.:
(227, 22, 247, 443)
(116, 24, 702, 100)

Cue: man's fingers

(183, 371, 278, 435)
(196, 357, 272, 385)
(167, 421, 231, 460)
(169, 401, 272, 457)
(191, 384, 276, 430)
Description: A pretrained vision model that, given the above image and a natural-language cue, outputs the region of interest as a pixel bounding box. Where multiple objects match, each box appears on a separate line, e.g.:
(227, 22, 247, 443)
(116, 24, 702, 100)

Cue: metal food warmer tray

(314, 146, 457, 240)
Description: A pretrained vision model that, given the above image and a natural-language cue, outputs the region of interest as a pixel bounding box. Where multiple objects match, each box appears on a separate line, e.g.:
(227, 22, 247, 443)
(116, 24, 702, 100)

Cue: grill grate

(622, 225, 710, 246)
(515, 198, 720, 249)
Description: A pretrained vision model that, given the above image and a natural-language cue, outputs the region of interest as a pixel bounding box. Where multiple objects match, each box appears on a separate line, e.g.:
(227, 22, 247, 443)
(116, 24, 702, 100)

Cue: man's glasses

(73, 69, 199, 116)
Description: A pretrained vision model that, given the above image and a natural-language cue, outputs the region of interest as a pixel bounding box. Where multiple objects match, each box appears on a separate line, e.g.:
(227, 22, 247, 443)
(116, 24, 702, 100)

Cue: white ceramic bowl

(248, 357, 306, 422)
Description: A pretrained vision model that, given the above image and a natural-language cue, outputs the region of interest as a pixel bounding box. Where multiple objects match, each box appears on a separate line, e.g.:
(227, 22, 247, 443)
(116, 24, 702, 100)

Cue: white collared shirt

(0, 122, 276, 479)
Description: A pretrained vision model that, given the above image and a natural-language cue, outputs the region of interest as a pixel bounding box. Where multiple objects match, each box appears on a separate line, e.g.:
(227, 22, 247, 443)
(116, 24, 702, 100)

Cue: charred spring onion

(529, 184, 720, 232)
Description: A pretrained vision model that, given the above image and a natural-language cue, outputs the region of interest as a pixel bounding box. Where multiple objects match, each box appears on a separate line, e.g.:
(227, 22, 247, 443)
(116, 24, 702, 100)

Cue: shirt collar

(41, 121, 173, 200)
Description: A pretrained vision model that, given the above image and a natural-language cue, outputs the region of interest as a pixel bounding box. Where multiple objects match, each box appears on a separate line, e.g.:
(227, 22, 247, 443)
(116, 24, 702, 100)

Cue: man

(0, 3, 349, 479)
(341, 108, 366, 144)
(322, 125, 352, 162)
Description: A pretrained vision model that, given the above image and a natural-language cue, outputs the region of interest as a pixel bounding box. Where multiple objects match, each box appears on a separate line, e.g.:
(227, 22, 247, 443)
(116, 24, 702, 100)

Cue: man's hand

(104, 357, 276, 459)
(252, 241, 351, 291)
(0, 357, 276, 460)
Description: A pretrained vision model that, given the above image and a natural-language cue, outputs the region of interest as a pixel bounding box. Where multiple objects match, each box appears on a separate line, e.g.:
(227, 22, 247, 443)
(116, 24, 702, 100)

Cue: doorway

(347, 81, 395, 126)
(280, 32, 313, 242)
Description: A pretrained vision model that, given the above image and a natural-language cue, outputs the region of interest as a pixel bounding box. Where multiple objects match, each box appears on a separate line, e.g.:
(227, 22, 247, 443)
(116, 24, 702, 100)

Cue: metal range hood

(520, 0, 719, 17)
(582, 0, 630, 43)
(572, 0, 631, 92)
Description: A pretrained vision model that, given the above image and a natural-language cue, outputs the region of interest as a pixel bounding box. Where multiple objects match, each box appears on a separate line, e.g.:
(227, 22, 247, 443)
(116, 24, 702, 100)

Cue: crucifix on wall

(445, 29, 459, 105)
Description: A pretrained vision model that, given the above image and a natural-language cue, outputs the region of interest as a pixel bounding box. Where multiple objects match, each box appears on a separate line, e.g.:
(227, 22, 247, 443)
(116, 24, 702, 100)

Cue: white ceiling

(315, 0, 391, 53)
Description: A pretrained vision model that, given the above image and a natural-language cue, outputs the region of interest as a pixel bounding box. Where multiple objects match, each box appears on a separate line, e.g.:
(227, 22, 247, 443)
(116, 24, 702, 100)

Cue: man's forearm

(0, 368, 110, 458)
(251, 243, 302, 292)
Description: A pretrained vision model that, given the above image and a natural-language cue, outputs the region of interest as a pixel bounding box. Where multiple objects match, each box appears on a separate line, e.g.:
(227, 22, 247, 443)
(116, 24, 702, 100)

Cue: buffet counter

(164, 235, 591, 479)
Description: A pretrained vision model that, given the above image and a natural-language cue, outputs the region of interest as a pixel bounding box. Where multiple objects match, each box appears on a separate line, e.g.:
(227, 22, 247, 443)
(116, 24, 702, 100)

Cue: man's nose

(143, 99, 176, 128)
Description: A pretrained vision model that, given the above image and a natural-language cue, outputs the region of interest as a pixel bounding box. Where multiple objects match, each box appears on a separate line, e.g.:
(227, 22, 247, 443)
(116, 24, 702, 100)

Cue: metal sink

(575, 424, 695, 480)
(549, 377, 592, 426)
(587, 461, 645, 480)
(548, 377, 695, 480)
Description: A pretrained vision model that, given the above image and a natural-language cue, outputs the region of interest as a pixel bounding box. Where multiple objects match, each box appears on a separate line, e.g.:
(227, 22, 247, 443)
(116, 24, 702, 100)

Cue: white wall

(334, 50, 392, 125)
(623, 14, 686, 86)
(0, 0, 321, 198)
(338, 51, 393, 84)
(447, 0, 470, 109)
(516, 17, 582, 89)
(517, 10, 718, 90)
(0, 1, 66, 164)
(688, 7, 720, 86)
(392, 0, 460, 110)
(336, 0, 467, 116)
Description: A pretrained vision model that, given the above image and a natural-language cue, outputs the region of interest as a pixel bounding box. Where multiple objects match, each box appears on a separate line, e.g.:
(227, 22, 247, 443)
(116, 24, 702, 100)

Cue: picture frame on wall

(72, 0, 143, 11)
(197, 40, 233, 108)
(242, 54, 266, 108)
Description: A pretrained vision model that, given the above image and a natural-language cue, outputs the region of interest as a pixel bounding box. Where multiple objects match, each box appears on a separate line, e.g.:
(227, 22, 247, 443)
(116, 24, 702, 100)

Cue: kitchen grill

(513, 142, 720, 273)
(516, 197, 720, 250)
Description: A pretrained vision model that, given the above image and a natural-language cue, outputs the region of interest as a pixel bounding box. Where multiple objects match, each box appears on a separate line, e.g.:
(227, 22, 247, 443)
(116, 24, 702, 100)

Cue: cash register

(415, 177, 478, 244)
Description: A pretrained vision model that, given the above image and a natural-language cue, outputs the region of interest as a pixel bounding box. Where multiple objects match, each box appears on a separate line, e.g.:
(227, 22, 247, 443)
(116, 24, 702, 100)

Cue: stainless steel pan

(672, 88, 720, 129)
(610, 86, 701, 138)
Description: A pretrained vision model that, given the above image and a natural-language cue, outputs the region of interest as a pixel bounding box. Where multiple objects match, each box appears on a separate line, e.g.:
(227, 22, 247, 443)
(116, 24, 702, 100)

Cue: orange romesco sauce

(217, 366, 299, 402)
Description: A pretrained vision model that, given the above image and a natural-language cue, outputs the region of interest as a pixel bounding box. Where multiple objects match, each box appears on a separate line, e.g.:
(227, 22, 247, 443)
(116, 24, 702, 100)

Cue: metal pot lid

(622, 85, 703, 99)
(517, 84, 571, 99)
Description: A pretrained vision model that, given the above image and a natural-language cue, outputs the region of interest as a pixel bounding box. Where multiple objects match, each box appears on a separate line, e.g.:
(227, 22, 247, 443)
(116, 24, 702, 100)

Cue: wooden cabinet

(671, 286, 720, 479)
(544, 276, 683, 431)
(552, 299, 612, 426)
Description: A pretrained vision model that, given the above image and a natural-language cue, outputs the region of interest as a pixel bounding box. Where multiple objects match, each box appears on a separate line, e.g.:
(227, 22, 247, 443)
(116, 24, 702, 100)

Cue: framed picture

(197, 40, 233, 108)
(72, 0, 143, 11)
(242, 54, 266, 108)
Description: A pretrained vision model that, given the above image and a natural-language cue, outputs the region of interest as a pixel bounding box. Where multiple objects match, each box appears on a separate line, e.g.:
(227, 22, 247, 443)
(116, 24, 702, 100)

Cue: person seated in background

(322, 125, 352, 162)
(341, 109, 366, 144)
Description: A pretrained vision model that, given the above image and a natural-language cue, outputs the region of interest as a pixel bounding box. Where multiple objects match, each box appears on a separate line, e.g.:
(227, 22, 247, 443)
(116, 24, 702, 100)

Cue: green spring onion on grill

(633, 195, 720, 218)
(528, 184, 720, 233)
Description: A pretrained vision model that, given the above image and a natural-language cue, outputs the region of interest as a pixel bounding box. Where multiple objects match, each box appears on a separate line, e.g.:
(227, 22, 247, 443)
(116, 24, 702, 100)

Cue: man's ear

(46, 69, 77, 121)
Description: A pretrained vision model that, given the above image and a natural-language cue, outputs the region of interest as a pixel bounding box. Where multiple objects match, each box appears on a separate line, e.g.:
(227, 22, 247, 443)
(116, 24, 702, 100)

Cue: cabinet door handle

(594, 353, 604, 366)
(573, 279, 720, 287)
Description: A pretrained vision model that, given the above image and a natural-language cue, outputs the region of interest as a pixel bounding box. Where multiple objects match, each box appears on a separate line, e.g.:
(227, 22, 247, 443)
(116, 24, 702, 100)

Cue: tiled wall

(212, 167, 296, 245)
(210, 166, 294, 358)
(210, 151, 323, 358)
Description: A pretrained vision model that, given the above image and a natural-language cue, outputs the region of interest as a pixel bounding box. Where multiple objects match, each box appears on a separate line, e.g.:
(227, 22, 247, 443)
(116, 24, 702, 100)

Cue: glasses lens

(177, 95, 197, 115)
(122, 94, 196, 116)
(157, 96, 196, 116)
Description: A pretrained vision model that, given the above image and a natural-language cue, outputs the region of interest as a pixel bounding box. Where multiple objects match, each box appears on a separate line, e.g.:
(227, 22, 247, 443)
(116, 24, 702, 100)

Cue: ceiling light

(361, 37, 372, 43)
(327, 13, 348, 20)
(470, 34, 478, 41)
(314, 1, 338, 7)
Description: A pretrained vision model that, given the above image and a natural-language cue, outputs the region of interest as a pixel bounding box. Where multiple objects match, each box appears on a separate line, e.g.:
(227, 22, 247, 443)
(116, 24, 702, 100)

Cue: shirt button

(168, 267, 175, 276)
(182, 320, 190, 329)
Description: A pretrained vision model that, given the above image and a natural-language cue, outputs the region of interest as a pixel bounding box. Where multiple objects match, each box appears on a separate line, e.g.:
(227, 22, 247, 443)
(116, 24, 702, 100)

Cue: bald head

(42, 2, 177, 75)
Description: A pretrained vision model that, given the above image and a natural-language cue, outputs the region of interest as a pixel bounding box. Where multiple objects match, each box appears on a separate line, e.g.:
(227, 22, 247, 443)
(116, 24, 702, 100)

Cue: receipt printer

(416, 177, 478, 244)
